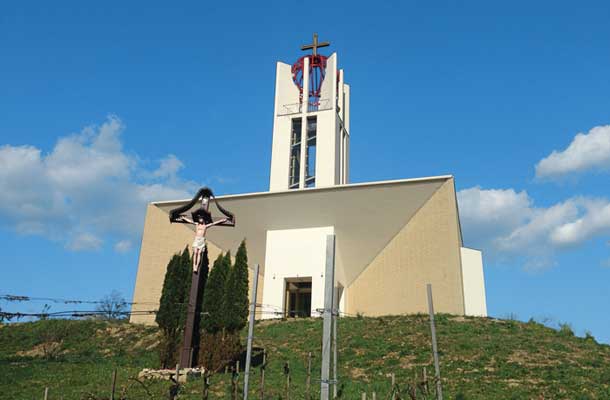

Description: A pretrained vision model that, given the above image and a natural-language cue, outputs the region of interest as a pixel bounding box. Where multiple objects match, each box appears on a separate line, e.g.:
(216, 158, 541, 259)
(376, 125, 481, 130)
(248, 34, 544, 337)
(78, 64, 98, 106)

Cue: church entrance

(284, 278, 312, 318)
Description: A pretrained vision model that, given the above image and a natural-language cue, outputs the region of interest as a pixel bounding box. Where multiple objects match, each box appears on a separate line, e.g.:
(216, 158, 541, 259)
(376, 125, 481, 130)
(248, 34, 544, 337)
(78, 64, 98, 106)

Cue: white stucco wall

(261, 226, 335, 319)
(319, 53, 337, 105)
(460, 247, 487, 317)
(269, 62, 300, 191)
(314, 110, 338, 188)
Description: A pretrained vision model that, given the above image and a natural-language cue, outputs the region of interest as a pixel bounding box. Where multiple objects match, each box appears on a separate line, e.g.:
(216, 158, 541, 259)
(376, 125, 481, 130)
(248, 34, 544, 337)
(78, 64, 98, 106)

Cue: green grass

(1, 315, 609, 399)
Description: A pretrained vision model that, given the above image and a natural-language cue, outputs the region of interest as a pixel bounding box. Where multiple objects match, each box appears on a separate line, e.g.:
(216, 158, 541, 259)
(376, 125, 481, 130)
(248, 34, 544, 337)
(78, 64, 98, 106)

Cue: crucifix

(175, 198, 228, 273)
(301, 32, 330, 56)
(169, 187, 235, 368)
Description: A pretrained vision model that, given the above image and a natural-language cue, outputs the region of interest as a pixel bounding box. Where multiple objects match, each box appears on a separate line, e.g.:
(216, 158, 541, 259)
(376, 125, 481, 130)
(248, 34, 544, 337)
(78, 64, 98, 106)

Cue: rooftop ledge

(152, 174, 454, 206)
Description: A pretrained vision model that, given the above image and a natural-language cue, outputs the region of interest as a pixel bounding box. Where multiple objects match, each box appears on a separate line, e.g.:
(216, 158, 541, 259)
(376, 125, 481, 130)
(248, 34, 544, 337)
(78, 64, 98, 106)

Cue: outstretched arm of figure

(206, 218, 229, 228)
(178, 215, 195, 224)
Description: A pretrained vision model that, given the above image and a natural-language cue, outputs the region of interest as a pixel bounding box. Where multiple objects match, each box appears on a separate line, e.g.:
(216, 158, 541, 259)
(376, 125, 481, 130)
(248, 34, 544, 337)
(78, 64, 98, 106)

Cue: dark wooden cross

(301, 33, 330, 56)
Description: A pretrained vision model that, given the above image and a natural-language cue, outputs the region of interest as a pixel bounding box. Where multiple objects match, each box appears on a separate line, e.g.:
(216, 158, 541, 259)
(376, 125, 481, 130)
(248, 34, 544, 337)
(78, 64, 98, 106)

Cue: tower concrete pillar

(269, 50, 350, 191)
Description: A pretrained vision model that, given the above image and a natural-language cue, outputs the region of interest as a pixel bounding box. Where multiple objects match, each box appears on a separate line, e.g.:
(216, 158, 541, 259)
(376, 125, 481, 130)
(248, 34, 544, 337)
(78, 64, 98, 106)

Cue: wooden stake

(423, 366, 429, 395)
(168, 363, 180, 400)
(260, 350, 266, 400)
(231, 360, 240, 400)
(372, 392, 376, 400)
(306, 352, 312, 400)
(202, 370, 210, 400)
(165, 364, 179, 400)
(361, 393, 366, 400)
(284, 361, 290, 400)
(43, 387, 49, 400)
(391, 373, 396, 400)
(231, 365, 236, 400)
(110, 369, 117, 400)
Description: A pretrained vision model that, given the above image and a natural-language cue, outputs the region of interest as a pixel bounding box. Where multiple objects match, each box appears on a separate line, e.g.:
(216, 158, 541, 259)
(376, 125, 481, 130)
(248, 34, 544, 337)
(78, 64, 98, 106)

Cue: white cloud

(457, 186, 533, 237)
(66, 233, 103, 251)
(0, 116, 199, 252)
(114, 240, 132, 253)
(152, 154, 184, 179)
(550, 199, 610, 246)
(536, 125, 610, 179)
(213, 176, 238, 185)
(495, 200, 581, 252)
(458, 187, 610, 269)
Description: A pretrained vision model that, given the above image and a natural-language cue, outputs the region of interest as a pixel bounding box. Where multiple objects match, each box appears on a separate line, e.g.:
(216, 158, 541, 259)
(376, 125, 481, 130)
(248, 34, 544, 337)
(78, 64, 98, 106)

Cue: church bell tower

(269, 34, 350, 191)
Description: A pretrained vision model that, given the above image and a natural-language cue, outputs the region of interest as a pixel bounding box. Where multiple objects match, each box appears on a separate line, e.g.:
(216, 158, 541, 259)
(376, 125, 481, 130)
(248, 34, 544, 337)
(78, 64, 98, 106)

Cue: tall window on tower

(289, 118, 302, 189)
(305, 116, 317, 187)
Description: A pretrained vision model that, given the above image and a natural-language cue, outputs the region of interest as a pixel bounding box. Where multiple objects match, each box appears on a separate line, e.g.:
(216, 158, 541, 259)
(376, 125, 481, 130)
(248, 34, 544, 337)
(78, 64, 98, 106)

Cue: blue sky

(1, 2, 609, 342)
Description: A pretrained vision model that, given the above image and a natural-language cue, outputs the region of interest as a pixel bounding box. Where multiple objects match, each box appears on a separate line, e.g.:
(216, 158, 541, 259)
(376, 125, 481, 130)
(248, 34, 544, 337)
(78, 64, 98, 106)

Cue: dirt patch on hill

(96, 324, 141, 338)
(16, 341, 64, 359)
(507, 349, 562, 367)
(350, 367, 369, 381)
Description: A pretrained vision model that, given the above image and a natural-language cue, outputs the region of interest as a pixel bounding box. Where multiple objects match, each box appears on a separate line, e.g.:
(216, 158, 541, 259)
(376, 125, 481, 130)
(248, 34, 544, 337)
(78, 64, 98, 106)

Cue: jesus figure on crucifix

(169, 188, 235, 272)
(177, 196, 229, 273)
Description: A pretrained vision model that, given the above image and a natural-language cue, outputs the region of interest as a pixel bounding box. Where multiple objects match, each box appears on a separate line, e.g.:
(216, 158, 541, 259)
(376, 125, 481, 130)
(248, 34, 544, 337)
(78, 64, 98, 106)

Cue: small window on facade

(289, 118, 302, 189)
(305, 116, 317, 188)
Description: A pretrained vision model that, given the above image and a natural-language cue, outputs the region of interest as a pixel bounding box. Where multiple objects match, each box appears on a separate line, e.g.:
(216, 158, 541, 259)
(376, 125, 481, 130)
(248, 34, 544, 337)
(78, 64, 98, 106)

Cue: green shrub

(199, 331, 242, 372)
(559, 322, 574, 337)
(584, 330, 596, 342)
(38, 319, 70, 360)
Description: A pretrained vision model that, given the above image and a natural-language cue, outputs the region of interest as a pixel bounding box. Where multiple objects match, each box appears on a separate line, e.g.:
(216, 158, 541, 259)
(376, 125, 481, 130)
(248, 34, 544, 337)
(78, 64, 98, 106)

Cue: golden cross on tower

(301, 33, 330, 56)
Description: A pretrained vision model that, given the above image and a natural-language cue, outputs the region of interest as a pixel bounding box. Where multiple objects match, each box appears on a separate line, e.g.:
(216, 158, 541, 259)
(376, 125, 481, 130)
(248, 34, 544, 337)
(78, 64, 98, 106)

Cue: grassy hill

(1, 315, 609, 399)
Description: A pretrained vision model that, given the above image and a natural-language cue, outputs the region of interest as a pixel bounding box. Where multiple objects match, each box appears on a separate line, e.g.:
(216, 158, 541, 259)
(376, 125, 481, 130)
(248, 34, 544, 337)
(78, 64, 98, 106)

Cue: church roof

(153, 175, 459, 286)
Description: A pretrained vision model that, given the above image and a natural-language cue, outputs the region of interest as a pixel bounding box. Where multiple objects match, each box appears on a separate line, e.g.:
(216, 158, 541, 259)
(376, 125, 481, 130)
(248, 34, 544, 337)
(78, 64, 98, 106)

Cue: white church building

(130, 38, 487, 324)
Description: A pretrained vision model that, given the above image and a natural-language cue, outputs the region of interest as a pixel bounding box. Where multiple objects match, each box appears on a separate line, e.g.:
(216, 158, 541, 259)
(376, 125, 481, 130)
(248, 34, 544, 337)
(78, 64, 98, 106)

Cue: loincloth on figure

(192, 236, 206, 251)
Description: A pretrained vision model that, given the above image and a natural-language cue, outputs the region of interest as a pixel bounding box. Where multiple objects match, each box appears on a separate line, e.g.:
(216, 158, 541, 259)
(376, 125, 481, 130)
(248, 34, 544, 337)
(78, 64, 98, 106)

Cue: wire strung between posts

(0, 293, 162, 306)
(0, 309, 159, 320)
(1, 295, 359, 316)
(0, 308, 302, 321)
(1, 296, 358, 321)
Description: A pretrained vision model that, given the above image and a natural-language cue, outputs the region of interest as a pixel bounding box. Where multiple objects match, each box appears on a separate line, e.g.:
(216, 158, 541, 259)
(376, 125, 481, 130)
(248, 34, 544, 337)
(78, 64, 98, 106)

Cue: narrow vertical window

(305, 116, 317, 187)
(289, 118, 302, 189)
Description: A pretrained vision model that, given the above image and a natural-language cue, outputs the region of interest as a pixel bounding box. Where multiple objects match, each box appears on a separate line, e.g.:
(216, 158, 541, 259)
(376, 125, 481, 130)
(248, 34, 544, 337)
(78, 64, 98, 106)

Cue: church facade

(130, 43, 487, 325)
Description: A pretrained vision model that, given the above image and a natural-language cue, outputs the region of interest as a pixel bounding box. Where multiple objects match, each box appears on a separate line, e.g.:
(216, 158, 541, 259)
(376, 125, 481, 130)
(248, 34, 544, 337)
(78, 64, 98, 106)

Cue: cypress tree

(220, 251, 233, 329)
(223, 251, 232, 270)
(156, 253, 181, 335)
(224, 240, 250, 333)
(155, 247, 191, 367)
(201, 253, 230, 334)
